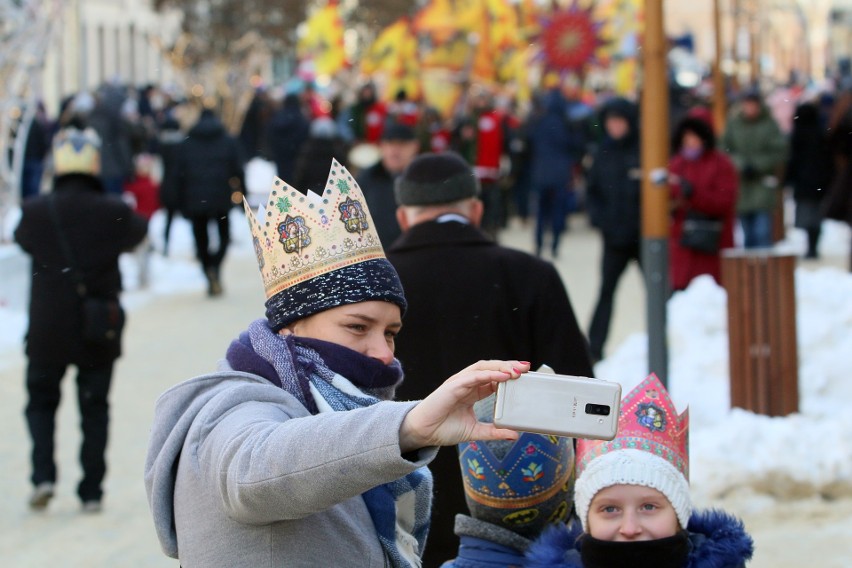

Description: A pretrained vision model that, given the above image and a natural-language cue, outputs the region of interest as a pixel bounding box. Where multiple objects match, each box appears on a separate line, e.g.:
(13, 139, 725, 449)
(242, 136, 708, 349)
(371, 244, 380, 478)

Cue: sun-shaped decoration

(540, 2, 606, 72)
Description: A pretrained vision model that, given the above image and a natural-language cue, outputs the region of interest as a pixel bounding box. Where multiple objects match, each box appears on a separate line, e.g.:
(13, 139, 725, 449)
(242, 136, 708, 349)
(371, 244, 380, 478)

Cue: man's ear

(396, 207, 411, 231)
(469, 199, 484, 227)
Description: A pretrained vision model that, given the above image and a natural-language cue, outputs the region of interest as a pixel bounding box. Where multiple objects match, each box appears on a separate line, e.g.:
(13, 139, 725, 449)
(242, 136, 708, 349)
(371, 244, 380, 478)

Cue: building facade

(42, 0, 182, 113)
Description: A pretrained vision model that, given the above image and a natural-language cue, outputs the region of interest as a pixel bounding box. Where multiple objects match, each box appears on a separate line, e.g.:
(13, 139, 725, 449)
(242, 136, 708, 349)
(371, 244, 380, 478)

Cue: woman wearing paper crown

(144, 159, 531, 567)
(523, 374, 754, 568)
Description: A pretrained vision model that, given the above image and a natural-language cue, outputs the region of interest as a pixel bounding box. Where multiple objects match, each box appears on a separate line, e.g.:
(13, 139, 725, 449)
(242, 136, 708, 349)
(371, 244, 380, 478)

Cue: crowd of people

(11, 71, 852, 567)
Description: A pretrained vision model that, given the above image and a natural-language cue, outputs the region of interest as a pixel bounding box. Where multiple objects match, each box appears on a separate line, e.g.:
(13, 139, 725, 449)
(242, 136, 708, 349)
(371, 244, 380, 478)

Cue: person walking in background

(786, 101, 834, 259)
(669, 116, 738, 291)
(14, 127, 147, 512)
(721, 91, 787, 248)
(525, 87, 586, 258)
(824, 87, 852, 271)
(348, 81, 387, 144)
(267, 93, 310, 182)
(170, 108, 244, 296)
(387, 152, 594, 566)
(453, 89, 508, 240)
(586, 98, 642, 363)
(20, 102, 51, 200)
(87, 83, 134, 195)
(156, 115, 184, 257)
(292, 116, 350, 193)
(357, 122, 420, 248)
(123, 154, 161, 288)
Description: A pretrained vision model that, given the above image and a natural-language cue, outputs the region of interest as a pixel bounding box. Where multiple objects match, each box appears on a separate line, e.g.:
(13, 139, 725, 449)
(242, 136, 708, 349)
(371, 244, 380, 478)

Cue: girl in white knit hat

(524, 374, 753, 568)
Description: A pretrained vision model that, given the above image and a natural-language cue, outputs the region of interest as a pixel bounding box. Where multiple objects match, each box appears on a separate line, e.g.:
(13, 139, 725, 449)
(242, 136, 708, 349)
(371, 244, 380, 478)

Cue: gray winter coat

(144, 363, 437, 567)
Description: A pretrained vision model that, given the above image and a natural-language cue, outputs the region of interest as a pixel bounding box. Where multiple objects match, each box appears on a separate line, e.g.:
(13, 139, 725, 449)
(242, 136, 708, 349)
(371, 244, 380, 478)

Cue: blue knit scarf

(226, 319, 432, 568)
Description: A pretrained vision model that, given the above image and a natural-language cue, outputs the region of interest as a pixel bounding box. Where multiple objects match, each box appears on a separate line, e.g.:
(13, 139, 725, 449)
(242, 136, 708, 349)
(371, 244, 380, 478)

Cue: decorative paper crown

(243, 159, 406, 330)
(457, 397, 575, 539)
(53, 127, 101, 177)
(574, 374, 691, 530)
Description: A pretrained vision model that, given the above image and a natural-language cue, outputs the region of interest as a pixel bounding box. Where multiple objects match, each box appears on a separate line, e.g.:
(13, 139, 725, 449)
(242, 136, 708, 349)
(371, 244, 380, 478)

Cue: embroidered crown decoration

(244, 159, 386, 301)
(575, 373, 689, 480)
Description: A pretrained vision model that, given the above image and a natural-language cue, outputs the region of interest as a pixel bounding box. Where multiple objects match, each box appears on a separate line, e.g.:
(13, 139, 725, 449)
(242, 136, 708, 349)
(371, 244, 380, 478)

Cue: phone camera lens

(585, 403, 611, 416)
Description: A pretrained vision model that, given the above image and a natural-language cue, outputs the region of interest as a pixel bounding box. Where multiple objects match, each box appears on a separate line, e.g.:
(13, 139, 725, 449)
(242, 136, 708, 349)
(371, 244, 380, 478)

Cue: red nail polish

(520, 361, 530, 366)
(513, 367, 522, 374)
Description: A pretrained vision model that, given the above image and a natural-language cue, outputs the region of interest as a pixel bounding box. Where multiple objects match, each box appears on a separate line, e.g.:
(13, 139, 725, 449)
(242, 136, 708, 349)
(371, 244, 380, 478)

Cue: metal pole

(712, 0, 727, 134)
(641, 0, 670, 385)
(748, 0, 760, 87)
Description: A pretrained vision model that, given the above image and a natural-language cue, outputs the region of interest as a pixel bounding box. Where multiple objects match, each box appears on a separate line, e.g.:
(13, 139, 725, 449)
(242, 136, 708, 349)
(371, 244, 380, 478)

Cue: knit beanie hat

(574, 374, 691, 532)
(394, 152, 480, 206)
(243, 159, 406, 331)
(457, 395, 575, 540)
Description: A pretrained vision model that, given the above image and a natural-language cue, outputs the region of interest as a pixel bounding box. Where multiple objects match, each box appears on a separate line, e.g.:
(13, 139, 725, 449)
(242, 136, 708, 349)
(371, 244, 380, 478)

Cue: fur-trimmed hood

(524, 509, 753, 568)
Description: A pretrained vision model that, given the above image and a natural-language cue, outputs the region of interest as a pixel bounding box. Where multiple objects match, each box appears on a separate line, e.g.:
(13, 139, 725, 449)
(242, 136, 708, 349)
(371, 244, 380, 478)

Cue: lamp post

(641, 0, 670, 385)
(712, 0, 727, 133)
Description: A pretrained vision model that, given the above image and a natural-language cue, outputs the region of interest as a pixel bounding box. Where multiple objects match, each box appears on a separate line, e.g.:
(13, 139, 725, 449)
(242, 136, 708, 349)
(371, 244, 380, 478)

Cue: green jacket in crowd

(721, 105, 788, 214)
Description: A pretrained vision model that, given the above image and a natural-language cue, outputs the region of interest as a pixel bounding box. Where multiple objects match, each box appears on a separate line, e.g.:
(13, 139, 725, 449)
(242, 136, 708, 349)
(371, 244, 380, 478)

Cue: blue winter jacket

(527, 89, 585, 189)
(441, 515, 532, 568)
(524, 509, 753, 568)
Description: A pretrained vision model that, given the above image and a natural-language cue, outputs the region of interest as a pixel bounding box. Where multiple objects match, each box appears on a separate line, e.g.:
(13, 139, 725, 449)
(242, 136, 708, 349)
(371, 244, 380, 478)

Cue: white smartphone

(494, 371, 622, 440)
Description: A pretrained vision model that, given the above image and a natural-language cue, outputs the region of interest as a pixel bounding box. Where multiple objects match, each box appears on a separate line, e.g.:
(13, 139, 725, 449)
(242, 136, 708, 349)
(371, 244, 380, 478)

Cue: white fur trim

(574, 449, 692, 531)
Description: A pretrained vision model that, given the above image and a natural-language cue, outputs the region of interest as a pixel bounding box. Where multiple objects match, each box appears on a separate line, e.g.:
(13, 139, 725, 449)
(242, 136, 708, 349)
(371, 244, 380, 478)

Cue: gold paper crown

(243, 159, 387, 300)
(53, 127, 101, 177)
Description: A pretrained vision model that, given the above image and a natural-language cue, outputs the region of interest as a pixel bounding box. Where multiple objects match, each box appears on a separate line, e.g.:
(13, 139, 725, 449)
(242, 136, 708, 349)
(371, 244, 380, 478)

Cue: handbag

(81, 296, 126, 344)
(48, 197, 126, 345)
(680, 209, 724, 254)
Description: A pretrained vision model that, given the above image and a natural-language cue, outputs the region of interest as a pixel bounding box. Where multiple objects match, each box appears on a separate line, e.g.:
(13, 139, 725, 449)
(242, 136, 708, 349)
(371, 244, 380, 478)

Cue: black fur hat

(394, 152, 480, 206)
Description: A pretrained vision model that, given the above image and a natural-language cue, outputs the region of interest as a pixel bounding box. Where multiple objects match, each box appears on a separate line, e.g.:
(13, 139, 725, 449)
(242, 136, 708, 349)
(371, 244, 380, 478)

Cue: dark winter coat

(524, 509, 753, 568)
(668, 150, 738, 291)
(267, 94, 310, 182)
(786, 103, 834, 204)
(357, 160, 401, 248)
(14, 174, 148, 367)
(292, 136, 350, 193)
(87, 86, 134, 182)
(387, 220, 594, 568)
(585, 100, 642, 247)
(526, 90, 585, 189)
(156, 123, 185, 212)
(24, 117, 50, 161)
(720, 105, 787, 213)
(171, 112, 244, 218)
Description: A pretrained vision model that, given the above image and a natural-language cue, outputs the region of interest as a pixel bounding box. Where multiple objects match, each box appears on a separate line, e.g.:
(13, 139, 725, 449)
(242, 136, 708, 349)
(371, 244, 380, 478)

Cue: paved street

(0, 214, 847, 566)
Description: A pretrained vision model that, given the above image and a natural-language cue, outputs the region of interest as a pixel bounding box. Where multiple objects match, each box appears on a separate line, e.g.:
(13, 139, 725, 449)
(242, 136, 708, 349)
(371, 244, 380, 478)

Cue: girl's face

(285, 301, 402, 365)
(587, 484, 680, 542)
(681, 131, 704, 152)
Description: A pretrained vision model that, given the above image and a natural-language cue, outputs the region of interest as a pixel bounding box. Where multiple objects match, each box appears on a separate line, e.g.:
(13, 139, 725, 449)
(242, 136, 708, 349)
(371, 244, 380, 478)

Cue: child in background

(123, 154, 160, 287)
(524, 374, 753, 568)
